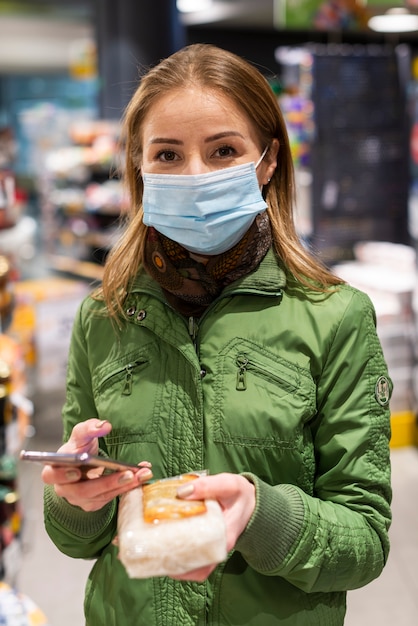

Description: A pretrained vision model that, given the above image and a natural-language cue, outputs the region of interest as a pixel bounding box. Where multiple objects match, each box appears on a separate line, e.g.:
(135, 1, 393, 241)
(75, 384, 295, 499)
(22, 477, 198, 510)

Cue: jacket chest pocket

(211, 339, 316, 447)
(92, 352, 162, 443)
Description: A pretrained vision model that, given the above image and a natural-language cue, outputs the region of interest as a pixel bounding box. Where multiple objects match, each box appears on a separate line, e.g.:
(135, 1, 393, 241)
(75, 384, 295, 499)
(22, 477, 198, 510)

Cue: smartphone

(19, 450, 141, 476)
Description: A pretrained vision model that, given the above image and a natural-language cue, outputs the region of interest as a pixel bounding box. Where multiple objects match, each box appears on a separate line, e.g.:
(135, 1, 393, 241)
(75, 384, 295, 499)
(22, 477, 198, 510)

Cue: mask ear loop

(255, 145, 269, 169)
(256, 146, 271, 196)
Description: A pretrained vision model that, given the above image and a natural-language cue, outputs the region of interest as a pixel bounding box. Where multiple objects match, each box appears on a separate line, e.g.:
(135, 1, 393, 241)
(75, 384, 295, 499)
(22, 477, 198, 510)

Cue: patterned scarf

(142, 212, 272, 316)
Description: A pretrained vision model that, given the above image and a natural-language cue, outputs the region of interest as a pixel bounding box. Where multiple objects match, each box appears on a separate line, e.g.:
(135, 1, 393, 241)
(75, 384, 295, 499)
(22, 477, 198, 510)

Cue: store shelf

(39, 119, 124, 279)
(47, 254, 104, 281)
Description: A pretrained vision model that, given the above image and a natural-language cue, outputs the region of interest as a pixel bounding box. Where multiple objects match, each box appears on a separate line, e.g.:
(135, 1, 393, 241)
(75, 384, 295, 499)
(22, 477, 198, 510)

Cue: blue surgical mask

(142, 149, 268, 255)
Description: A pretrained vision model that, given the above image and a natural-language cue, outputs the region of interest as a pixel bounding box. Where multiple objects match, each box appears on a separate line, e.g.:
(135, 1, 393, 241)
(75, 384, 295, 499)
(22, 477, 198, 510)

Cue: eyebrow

(149, 137, 183, 145)
(205, 131, 245, 143)
(149, 131, 245, 145)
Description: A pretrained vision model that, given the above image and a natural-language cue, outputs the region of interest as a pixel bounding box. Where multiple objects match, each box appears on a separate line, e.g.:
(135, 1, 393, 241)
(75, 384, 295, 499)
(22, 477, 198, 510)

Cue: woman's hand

(41, 418, 152, 512)
(173, 472, 256, 582)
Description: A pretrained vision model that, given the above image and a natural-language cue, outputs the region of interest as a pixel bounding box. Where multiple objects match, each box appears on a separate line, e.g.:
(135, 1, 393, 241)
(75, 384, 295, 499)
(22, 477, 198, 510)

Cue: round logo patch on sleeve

(375, 375, 390, 406)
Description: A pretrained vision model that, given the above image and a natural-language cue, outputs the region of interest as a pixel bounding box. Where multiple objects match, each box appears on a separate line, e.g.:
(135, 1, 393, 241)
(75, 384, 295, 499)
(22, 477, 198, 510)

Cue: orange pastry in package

(142, 474, 206, 523)
(117, 472, 227, 578)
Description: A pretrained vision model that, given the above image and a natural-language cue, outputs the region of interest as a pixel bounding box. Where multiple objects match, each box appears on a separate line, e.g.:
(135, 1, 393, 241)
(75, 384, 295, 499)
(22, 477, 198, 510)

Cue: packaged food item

(116, 472, 227, 578)
(142, 473, 207, 523)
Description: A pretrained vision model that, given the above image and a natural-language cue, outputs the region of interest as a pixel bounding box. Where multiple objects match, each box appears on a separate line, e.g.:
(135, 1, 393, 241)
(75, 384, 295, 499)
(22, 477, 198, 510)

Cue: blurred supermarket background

(0, 1, 418, 624)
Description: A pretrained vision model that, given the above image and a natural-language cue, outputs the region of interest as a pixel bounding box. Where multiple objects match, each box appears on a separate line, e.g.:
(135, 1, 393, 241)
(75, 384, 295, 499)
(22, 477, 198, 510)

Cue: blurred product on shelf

(68, 119, 120, 147)
(0, 125, 37, 279)
(6, 276, 89, 395)
(413, 279, 418, 417)
(0, 171, 17, 230)
(0, 255, 34, 586)
(0, 126, 31, 236)
(0, 357, 22, 583)
(274, 47, 314, 241)
(0, 256, 13, 329)
(39, 119, 127, 279)
(0, 217, 37, 281)
(0, 128, 17, 172)
(0, 582, 50, 626)
(0, 127, 18, 231)
(1, 256, 31, 398)
(0, 359, 13, 456)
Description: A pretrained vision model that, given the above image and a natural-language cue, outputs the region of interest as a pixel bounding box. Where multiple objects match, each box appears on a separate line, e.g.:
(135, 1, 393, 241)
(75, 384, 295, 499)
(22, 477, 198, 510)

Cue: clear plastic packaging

(116, 472, 227, 578)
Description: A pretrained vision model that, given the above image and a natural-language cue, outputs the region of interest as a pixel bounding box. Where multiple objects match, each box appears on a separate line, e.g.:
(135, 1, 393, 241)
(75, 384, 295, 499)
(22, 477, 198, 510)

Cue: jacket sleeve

(43, 297, 118, 559)
(236, 287, 392, 593)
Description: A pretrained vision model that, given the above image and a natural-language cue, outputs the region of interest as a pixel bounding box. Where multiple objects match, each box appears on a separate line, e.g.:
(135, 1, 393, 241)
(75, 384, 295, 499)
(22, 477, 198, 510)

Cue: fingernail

(118, 471, 134, 484)
(66, 470, 80, 481)
(140, 469, 153, 480)
(96, 420, 108, 429)
(177, 484, 194, 498)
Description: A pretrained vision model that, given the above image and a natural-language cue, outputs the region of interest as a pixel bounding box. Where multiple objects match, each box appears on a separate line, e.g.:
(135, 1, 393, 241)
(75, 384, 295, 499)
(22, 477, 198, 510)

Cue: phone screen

(19, 450, 140, 474)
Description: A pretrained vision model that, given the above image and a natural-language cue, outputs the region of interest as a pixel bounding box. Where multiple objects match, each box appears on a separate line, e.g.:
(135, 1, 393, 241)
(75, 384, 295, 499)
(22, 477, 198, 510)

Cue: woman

(42, 44, 392, 625)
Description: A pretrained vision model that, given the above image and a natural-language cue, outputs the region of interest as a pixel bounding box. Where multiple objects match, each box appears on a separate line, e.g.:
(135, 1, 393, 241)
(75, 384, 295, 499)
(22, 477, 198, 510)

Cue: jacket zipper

(188, 316, 199, 351)
(122, 363, 136, 395)
(235, 353, 297, 393)
(135, 285, 281, 352)
(97, 361, 146, 397)
(236, 355, 249, 390)
(184, 285, 282, 353)
(121, 360, 149, 395)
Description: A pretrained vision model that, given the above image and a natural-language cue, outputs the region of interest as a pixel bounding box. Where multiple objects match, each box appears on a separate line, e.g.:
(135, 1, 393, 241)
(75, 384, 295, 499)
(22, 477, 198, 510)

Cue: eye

(213, 145, 237, 159)
(156, 150, 179, 162)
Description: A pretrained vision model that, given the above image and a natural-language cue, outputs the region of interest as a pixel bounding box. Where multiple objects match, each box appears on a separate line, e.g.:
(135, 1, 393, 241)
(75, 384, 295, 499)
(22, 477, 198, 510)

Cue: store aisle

(15, 390, 418, 626)
(345, 445, 418, 625)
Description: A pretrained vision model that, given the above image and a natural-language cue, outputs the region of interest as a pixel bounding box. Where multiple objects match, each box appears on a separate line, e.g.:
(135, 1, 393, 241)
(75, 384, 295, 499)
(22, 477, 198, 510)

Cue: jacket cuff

(235, 473, 305, 573)
(44, 484, 116, 539)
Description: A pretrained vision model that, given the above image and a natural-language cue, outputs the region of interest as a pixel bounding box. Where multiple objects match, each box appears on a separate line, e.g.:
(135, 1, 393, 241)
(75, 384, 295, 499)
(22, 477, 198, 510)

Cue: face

(140, 86, 278, 186)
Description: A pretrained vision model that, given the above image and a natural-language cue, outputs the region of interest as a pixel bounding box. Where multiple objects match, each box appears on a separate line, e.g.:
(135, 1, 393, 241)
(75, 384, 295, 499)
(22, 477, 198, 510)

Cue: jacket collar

(222, 247, 286, 296)
(130, 247, 286, 299)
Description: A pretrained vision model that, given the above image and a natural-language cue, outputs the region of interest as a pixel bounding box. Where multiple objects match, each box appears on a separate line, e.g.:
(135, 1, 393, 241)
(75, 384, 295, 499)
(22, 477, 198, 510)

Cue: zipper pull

(122, 364, 134, 396)
(236, 356, 248, 391)
(188, 316, 198, 347)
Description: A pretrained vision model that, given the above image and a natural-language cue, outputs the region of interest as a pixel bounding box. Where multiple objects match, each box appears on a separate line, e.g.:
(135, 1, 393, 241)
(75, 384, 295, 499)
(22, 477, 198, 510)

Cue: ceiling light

(368, 7, 418, 33)
(176, 0, 213, 13)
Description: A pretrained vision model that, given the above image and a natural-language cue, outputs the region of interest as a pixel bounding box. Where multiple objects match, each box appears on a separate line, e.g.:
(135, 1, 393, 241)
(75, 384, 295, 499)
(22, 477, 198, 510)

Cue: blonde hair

(99, 43, 342, 316)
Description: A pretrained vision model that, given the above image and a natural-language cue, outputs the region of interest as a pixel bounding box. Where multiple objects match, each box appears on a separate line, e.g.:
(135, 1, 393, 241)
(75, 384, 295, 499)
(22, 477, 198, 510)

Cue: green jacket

(44, 249, 392, 625)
